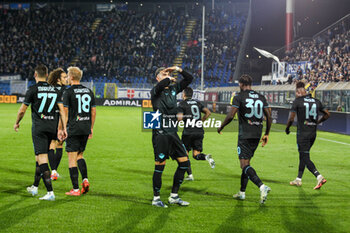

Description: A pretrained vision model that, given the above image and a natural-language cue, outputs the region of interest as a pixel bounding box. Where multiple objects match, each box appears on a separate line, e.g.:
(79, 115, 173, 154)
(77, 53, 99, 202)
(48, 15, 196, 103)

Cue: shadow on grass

(280, 187, 335, 232)
(105, 205, 172, 233)
(215, 201, 258, 233)
(0, 166, 33, 176)
(0, 199, 74, 231)
(116, 167, 172, 178)
(89, 192, 150, 205)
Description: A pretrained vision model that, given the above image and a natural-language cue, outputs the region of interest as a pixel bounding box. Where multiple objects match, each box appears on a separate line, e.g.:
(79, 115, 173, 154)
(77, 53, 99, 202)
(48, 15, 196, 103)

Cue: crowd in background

(0, 5, 245, 86)
(283, 21, 350, 87)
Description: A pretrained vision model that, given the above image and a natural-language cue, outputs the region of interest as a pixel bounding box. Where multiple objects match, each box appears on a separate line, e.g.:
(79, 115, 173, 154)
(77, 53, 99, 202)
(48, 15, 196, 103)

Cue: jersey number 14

(304, 103, 317, 120)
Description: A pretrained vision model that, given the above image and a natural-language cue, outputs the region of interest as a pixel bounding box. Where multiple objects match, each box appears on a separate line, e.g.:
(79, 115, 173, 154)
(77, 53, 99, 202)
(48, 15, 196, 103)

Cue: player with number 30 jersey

(218, 74, 272, 204)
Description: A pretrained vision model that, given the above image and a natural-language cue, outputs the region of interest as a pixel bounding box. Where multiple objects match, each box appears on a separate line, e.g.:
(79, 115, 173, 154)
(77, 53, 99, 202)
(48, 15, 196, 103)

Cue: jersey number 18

(76, 94, 91, 113)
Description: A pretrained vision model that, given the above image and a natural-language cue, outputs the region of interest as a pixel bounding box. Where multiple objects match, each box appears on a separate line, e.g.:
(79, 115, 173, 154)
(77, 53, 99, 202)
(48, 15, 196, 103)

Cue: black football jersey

(23, 81, 62, 133)
(291, 94, 325, 139)
(178, 99, 205, 135)
(151, 71, 192, 135)
(63, 84, 96, 136)
(231, 90, 269, 139)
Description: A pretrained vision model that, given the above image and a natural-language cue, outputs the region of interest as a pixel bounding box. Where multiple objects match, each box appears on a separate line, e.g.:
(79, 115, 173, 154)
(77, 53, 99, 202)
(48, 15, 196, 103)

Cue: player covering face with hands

(151, 66, 193, 208)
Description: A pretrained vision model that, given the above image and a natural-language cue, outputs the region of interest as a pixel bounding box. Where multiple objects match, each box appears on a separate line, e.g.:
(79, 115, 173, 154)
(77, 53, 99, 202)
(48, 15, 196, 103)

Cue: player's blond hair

(67, 66, 83, 81)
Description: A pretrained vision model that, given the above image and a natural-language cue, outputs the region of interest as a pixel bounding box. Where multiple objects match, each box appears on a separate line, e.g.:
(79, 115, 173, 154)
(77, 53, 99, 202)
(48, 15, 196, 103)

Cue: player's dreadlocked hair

(239, 74, 252, 86)
(183, 87, 193, 99)
(296, 81, 305, 89)
(48, 68, 65, 86)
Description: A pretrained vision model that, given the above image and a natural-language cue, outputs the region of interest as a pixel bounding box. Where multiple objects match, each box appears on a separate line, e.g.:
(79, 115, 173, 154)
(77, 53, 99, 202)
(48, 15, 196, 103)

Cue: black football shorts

(66, 135, 89, 153)
(237, 138, 260, 160)
(32, 130, 57, 155)
(182, 134, 204, 152)
(152, 132, 188, 162)
(297, 137, 316, 153)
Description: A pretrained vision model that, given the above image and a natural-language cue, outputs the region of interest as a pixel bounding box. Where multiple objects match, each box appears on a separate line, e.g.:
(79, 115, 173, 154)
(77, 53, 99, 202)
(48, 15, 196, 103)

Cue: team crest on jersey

(171, 90, 176, 96)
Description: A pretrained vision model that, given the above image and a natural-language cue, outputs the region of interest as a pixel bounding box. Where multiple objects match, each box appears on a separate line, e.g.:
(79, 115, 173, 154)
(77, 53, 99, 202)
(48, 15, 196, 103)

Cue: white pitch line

(271, 128, 350, 146)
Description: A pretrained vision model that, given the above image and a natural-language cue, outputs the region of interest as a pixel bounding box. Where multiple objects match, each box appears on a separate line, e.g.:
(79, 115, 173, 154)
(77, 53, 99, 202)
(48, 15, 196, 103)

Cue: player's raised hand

(260, 134, 269, 147)
(164, 66, 182, 73)
(14, 123, 20, 132)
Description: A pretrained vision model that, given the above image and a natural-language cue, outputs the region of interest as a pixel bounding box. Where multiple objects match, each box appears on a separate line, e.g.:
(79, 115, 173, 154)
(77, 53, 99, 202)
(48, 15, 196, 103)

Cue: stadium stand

(0, 4, 247, 90)
(282, 21, 350, 85)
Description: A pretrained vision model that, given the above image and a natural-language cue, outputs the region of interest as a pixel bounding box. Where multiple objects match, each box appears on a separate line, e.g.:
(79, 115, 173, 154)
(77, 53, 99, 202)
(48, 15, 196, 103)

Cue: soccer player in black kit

(285, 81, 330, 189)
(47, 68, 69, 180)
(177, 87, 214, 181)
(151, 66, 193, 208)
(63, 67, 96, 196)
(14, 64, 67, 201)
(217, 75, 272, 204)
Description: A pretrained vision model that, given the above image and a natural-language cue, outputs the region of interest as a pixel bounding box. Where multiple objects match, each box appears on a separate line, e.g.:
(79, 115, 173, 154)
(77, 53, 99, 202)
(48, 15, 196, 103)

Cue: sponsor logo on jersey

(76, 115, 90, 121)
(40, 114, 54, 120)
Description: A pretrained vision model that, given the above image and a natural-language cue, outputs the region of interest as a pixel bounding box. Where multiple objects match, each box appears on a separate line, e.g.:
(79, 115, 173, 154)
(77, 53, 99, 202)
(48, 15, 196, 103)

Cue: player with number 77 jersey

(62, 67, 96, 196)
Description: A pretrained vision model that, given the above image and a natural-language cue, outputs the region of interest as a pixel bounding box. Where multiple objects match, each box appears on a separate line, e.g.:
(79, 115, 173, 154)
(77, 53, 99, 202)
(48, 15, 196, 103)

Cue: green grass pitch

(0, 104, 349, 233)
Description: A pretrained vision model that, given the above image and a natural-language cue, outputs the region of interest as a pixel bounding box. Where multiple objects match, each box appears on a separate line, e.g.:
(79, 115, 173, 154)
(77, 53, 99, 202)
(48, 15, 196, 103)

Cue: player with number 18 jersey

(63, 67, 96, 196)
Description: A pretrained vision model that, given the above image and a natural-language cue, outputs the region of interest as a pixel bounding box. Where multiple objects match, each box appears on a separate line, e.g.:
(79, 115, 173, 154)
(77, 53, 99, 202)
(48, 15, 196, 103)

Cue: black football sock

(69, 167, 79, 189)
(240, 170, 249, 192)
(243, 165, 263, 188)
(153, 165, 165, 196)
(193, 153, 206, 160)
(39, 163, 53, 192)
(172, 160, 190, 194)
(33, 162, 41, 187)
(54, 148, 63, 171)
(48, 149, 55, 170)
(186, 158, 192, 175)
(297, 152, 306, 179)
(301, 152, 320, 177)
(77, 158, 88, 180)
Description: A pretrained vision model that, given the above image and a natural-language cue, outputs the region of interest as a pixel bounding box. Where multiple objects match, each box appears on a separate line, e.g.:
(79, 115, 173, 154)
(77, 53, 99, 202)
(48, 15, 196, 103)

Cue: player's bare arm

(57, 103, 67, 140)
(217, 106, 238, 134)
(261, 107, 272, 147)
(285, 111, 296, 135)
(201, 107, 211, 122)
(317, 109, 330, 124)
(14, 104, 28, 132)
(89, 107, 96, 139)
(163, 66, 183, 73)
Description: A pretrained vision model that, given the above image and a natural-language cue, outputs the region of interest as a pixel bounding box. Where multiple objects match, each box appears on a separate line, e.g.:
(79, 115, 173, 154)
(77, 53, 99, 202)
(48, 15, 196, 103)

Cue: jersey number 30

(245, 99, 263, 119)
(76, 94, 91, 113)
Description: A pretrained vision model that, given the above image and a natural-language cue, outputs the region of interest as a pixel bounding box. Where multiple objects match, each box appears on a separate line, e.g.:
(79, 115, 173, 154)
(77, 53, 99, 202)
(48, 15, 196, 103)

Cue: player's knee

(154, 164, 165, 173)
(242, 165, 251, 174)
(299, 151, 310, 161)
(178, 160, 190, 170)
(155, 160, 166, 166)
